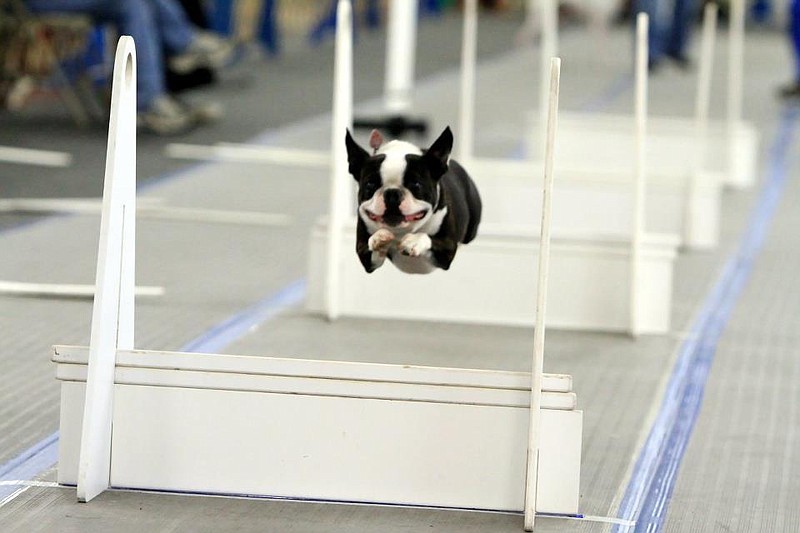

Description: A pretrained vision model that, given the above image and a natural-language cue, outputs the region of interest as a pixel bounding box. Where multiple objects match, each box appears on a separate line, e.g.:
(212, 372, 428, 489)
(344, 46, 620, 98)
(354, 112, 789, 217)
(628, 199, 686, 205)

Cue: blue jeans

(664, 0, 696, 57)
(791, 0, 800, 80)
(634, 0, 666, 62)
(634, 0, 697, 63)
(25, 0, 196, 110)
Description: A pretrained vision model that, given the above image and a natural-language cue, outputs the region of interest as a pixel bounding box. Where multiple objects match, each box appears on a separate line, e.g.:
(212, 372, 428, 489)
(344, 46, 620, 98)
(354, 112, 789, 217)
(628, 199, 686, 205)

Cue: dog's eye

(407, 182, 422, 195)
(363, 180, 378, 196)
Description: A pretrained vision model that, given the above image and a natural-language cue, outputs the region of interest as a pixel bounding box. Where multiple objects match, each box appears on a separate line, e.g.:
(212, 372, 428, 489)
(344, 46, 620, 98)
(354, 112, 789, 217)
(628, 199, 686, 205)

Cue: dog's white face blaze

(359, 140, 435, 237)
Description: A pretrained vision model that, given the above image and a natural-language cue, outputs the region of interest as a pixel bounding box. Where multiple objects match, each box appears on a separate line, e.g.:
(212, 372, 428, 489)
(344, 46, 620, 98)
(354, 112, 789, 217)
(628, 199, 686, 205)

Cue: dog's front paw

(368, 229, 395, 256)
(399, 233, 432, 257)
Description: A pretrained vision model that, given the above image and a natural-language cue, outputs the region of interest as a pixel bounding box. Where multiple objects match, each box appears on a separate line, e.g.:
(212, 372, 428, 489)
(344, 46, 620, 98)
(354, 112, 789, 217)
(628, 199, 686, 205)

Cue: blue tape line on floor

(180, 278, 307, 354)
(0, 278, 307, 504)
(0, 432, 59, 502)
(614, 107, 800, 532)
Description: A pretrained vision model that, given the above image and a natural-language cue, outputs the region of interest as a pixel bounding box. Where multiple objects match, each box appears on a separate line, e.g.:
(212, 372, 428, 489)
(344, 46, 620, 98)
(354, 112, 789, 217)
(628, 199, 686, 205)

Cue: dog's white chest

(389, 251, 437, 274)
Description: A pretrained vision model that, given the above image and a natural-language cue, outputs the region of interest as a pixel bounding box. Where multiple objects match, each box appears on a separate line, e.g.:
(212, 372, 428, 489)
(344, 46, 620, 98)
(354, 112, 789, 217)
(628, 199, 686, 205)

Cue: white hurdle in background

(165, 0, 423, 167)
(384, 0, 418, 115)
(307, 6, 677, 334)
(55, 28, 582, 525)
(529, 0, 758, 190)
(459, 1, 721, 250)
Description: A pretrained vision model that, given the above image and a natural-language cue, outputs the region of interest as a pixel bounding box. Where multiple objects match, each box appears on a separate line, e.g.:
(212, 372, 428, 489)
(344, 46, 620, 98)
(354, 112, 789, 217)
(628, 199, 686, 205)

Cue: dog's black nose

(383, 188, 402, 208)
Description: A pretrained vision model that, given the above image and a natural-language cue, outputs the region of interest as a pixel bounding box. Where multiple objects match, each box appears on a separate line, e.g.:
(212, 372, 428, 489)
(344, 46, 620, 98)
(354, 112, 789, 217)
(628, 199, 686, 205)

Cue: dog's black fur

(345, 127, 482, 274)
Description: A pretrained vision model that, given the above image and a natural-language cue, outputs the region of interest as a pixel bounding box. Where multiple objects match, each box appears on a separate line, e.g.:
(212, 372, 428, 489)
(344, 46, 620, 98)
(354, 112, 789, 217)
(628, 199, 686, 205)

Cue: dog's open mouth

(403, 210, 428, 222)
(366, 210, 427, 224)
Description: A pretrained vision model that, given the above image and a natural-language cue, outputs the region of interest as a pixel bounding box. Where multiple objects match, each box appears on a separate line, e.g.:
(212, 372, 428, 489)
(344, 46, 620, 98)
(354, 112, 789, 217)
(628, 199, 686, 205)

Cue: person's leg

(633, 0, 664, 66)
(780, 0, 800, 96)
(25, 0, 166, 111)
(157, 0, 235, 75)
(664, 0, 697, 62)
(145, 0, 195, 54)
(26, 0, 222, 133)
(790, 0, 800, 82)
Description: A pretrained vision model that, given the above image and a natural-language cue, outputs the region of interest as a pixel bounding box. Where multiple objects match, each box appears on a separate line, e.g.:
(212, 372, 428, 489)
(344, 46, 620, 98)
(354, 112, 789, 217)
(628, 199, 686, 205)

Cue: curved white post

(326, 0, 353, 321)
(77, 36, 137, 503)
(630, 14, 648, 338)
(458, 0, 478, 161)
(384, 0, 418, 113)
(523, 57, 560, 532)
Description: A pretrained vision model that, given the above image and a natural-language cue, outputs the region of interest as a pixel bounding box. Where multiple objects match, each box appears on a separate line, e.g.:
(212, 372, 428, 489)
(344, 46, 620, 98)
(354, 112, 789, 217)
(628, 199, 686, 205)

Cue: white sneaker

(138, 94, 222, 135)
(169, 31, 236, 74)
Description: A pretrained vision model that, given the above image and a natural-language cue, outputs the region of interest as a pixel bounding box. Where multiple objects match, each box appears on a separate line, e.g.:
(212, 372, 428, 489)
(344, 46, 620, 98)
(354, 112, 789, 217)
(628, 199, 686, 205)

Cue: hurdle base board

(53, 346, 582, 514)
(463, 157, 721, 250)
(307, 220, 678, 333)
(727, 121, 760, 189)
(524, 111, 760, 189)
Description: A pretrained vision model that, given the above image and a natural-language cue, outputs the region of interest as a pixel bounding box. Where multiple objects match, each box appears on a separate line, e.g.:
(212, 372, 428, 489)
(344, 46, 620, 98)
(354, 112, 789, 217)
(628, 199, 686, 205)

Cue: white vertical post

(523, 57, 560, 532)
(630, 13, 648, 338)
(727, 0, 744, 130)
(539, 0, 558, 132)
(521, 0, 538, 40)
(326, 0, 353, 321)
(77, 36, 137, 503)
(384, 0, 418, 114)
(458, 0, 478, 161)
(695, 3, 717, 137)
(727, 0, 745, 184)
(686, 3, 717, 245)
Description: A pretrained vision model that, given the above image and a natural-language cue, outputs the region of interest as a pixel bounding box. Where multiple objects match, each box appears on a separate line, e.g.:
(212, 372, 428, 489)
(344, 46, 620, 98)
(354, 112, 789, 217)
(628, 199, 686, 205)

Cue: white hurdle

(56, 28, 582, 526)
(529, 0, 758, 190)
(459, 1, 720, 250)
(309, 7, 676, 334)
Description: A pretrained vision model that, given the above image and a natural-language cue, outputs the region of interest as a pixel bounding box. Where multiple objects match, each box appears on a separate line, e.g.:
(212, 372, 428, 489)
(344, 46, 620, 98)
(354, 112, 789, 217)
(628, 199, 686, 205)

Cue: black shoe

(665, 52, 692, 70)
(778, 82, 800, 99)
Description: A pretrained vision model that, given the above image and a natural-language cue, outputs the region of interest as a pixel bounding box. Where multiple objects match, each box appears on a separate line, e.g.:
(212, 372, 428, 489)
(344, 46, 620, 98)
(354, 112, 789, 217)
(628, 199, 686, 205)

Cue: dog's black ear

(345, 129, 369, 181)
(424, 126, 453, 177)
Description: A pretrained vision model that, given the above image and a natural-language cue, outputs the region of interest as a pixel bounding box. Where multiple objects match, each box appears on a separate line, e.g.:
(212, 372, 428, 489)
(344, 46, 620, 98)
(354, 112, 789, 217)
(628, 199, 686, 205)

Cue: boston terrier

(345, 126, 482, 274)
